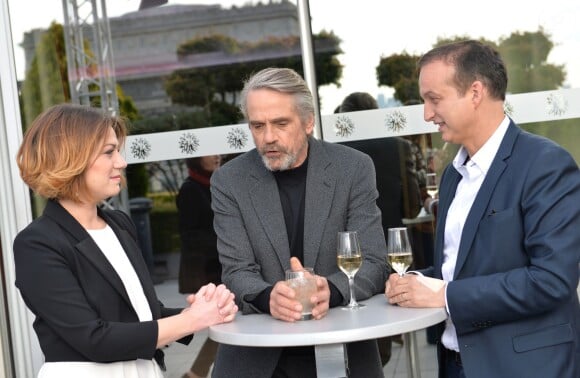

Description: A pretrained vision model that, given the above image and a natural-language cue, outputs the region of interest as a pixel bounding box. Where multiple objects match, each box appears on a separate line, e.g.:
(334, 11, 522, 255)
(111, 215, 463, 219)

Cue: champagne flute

(426, 173, 438, 198)
(387, 227, 413, 276)
(337, 231, 365, 309)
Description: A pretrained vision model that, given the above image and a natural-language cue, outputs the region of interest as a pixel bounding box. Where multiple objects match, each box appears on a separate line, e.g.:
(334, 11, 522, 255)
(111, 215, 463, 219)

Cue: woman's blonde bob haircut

(17, 103, 128, 202)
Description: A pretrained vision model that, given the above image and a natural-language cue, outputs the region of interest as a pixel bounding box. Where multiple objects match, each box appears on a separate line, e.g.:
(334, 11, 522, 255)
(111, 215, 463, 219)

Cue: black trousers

(437, 343, 466, 378)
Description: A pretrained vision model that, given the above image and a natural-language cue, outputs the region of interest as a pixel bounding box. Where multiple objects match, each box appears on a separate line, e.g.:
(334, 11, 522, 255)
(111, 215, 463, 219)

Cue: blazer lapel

(434, 166, 462, 279)
(100, 210, 161, 319)
(453, 123, 518, 278)
(75, 237, 133, 306)
(248, 152, 291, 269)
(44, 201, 133, 306)
(303, 139, 335, 268)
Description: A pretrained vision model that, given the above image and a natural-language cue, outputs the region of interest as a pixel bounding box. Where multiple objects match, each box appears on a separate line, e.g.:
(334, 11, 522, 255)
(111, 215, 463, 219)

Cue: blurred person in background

(337, 91, 422, 363)
(177, 155, 222, 378)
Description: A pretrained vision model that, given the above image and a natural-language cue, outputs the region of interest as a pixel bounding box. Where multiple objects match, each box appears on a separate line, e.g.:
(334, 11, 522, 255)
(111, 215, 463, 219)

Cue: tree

(21, 22, 68, 128)
(497, 29, 565, 93)
(433, 35, 497, 49)
(376, 30, 566, 103)
(153, 32, 342, 195)
(165, 31, 343, 123)
(375, 31, 577, 164)
(376, 52, 421, 104)
(21, 22, 140, 125)
(20, 22, 145, 212)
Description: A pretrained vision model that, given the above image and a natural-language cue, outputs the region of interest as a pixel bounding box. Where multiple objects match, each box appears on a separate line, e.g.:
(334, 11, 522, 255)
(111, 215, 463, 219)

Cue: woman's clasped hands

(185, 283, 238, 329)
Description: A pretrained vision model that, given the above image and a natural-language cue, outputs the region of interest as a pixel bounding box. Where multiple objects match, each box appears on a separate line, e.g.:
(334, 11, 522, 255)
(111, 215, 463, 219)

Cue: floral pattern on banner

(334, 115, 355, 137)
(227, 128, 248, 150)
(385, 110, 407, 132)
(546, 93, 568, 116)
(130, 137, 151, 160)
(179, 132, 200, 155)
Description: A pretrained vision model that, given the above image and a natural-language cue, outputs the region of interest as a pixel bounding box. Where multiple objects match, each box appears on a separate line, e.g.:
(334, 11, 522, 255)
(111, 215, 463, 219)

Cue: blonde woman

(14, 104, 237, 377)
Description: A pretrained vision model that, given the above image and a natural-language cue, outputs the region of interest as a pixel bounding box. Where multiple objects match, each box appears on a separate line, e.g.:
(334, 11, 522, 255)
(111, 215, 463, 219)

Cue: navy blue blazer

(427, 122, 580, 377)
(13, 200, 191, 366)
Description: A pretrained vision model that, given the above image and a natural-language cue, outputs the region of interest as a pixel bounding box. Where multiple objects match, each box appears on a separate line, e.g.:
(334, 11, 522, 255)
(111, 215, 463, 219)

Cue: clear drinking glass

(387, 227, 413, 276)
(285, 268, 317, 320)
(337, 231, 365, 309)
(426, 172, 438, 198)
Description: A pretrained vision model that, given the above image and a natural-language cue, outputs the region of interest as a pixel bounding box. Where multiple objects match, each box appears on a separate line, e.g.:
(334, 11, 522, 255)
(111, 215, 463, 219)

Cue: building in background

(21, 1, 300, 115)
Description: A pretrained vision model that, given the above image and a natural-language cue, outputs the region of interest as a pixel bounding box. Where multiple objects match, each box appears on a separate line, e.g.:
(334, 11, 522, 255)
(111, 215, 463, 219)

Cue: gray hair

(239, 67, 315, 124)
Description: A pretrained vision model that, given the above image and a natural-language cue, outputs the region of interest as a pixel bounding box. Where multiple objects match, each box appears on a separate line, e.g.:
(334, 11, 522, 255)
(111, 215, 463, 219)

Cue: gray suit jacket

(210, 138, 388, 377)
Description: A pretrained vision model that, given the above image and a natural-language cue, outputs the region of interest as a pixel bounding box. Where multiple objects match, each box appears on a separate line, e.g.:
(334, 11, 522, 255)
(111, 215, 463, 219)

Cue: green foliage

(376, 53, 418, 88)
(130, 113, 178, 134)
(376, 52, 421, 104)
(498, 30, 551, 68)
(130, 107, 237, 135)
(376, 29, 566, 103)
(149, 191, 178, 211)
(177, 34, 239, 56)
(20, 21, 142, 213)
(316, 54, 343, 88)
(165, 32, 342, 122)
(21, 22, 68, 218)
(208, 101, 242, 125)
(497, 29, 565, 93)
(394, 77, 420, 104)
(117, 85, 140, 121)
(21, 21, 139, 125)
(434, 35, 498, 49)
(21, 22, 68, 128)
(164, 68, 215, 109)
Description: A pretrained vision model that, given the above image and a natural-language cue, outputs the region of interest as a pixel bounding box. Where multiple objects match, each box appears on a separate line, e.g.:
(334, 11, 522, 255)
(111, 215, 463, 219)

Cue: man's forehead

(419, 61, 455, 89)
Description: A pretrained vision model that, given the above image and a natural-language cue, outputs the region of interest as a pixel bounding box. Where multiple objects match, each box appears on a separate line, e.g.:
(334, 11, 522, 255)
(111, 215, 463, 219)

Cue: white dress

(38, 225, 164, 378)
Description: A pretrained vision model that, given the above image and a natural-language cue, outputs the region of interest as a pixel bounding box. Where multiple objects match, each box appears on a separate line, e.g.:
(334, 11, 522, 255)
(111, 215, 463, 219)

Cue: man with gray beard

(210, 67, 388, 378)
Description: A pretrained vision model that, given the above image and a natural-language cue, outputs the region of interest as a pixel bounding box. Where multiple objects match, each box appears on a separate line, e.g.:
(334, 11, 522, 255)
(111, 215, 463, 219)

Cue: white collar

(452, 115, 510, 175)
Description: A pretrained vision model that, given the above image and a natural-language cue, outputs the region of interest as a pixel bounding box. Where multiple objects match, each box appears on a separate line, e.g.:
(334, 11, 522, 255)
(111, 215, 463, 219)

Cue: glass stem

(348, 276, 357, 306)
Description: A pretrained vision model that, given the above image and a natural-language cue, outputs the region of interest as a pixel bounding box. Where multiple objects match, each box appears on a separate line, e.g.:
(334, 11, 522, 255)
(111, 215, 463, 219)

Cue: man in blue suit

(386, 40, 579, 377)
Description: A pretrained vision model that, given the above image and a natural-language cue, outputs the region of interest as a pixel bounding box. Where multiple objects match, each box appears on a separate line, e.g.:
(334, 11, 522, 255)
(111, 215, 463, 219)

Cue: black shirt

(250, 154, 343, 313)
(273, 156, 308, 262)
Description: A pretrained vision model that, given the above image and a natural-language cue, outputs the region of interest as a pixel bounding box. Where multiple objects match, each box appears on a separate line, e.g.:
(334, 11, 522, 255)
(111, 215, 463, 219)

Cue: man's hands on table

(385, 273, 446, 308)
(270, 257, 330, 322)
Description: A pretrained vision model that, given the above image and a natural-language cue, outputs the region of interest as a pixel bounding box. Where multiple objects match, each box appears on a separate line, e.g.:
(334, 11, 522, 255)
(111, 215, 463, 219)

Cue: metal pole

(0, 1, 43, 376)
(403, 332, 422, 378)
(62, 0, 128, 213)
(296, 0, 322, 139)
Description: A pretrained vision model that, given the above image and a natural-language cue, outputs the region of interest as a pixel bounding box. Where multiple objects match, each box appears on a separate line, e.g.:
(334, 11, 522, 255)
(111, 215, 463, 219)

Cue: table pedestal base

(313, 332, 422, 378)
(314, 343, 347, 377)
(404, 332, 421, 378)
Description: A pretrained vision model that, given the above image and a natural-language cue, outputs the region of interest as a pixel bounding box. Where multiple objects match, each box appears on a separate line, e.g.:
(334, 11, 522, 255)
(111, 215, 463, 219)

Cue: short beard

(261, 151, 296, 171)
(258, 135, 309, 172)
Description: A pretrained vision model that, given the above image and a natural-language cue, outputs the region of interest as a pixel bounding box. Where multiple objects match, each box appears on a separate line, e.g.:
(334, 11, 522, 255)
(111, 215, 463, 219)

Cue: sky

(7, 0, 580, 115)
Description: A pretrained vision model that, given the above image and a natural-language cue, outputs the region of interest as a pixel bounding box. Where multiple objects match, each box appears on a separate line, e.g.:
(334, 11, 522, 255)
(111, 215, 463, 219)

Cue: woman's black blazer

(13, 199, 191, 366)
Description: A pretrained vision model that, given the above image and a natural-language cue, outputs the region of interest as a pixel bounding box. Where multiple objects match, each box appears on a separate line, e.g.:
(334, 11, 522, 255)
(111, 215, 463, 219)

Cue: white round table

(210, 294, 447, 377)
